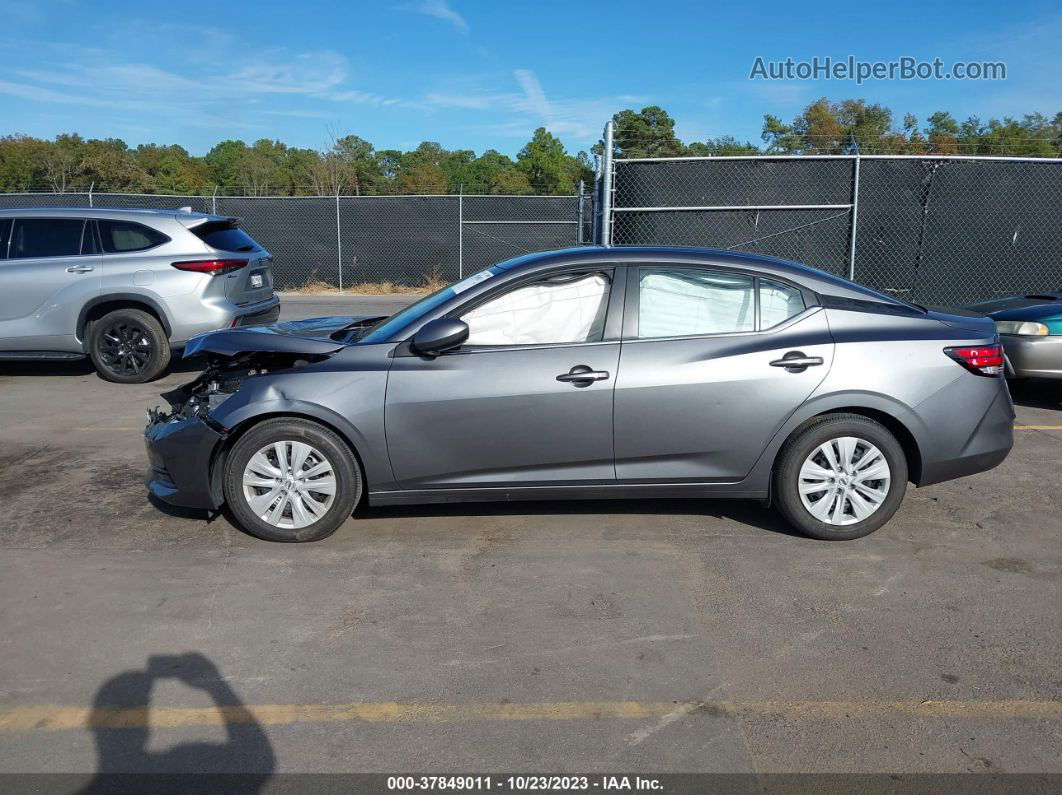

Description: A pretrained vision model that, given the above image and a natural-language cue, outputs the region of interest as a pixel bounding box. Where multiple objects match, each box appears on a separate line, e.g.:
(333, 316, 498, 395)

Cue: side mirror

(412, 318, 469, 356)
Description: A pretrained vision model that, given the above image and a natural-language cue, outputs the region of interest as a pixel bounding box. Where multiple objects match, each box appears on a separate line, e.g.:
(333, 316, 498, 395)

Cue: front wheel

(773, 413, 908, 541)
(223, 418, 362, 542)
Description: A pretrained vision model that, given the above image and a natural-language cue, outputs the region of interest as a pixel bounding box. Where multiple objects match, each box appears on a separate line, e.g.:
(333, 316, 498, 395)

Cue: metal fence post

(211, 185, 218, 215)
(600, 121, 615, 247)
(847, 154, 861, 281)
(458, 185, 464, 279)
(336, 190, 343, 293)
(577, 180, 584, 245)
(87, 182, 94, 208)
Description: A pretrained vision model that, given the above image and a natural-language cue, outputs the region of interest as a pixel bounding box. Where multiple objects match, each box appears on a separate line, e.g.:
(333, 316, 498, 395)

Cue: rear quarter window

(0, 219, 10, 259)
(98, 220, 170, 253)
(192, 221, 261, 253)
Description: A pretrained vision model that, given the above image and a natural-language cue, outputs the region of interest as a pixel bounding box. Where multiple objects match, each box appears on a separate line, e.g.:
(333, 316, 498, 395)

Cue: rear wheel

(773, 413, 908, 540)
(89, 308, 170, 383)
(223, 418, 361, 542)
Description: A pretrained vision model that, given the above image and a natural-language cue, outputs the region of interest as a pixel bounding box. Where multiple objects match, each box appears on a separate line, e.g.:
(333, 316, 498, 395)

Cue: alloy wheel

(97, 321, 153, 377)
(797, 436, 892, 526)
(242, 441, 337, 530)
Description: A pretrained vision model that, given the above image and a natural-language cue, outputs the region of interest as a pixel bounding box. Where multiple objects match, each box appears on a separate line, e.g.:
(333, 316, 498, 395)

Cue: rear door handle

(66, 265, 94, 273)
(557, 365, 610, 384)
(770, 352, 824, 371)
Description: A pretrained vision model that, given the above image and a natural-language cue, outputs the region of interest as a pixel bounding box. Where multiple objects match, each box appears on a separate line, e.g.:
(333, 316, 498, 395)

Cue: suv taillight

(944, 344, 1004, 377)
(172, 259, 248, 276)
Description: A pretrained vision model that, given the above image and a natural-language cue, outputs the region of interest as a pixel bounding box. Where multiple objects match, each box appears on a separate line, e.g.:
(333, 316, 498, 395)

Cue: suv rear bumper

(170, 294, 280, 344)
(233, 301, 281, 328)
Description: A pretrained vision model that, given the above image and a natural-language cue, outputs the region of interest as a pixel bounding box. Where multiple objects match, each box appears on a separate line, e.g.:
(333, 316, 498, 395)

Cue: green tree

(685, 136, 760, 156)
(600, 106, 685, 159)
(517, 128, 575, 194)
(925, 111, 960, 154)
(204, 140, 249, 191)
(0, 135, 48, 190)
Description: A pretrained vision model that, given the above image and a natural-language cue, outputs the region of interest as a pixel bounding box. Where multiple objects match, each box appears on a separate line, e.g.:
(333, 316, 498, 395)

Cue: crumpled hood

(183, 316, 373, 360)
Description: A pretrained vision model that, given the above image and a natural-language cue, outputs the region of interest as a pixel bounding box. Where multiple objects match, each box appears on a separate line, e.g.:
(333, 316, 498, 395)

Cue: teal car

(968, 292, 1062, 380)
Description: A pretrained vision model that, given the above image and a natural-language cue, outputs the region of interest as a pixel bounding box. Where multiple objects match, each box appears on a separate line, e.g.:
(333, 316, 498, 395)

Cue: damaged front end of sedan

(144, 316, 374, 509)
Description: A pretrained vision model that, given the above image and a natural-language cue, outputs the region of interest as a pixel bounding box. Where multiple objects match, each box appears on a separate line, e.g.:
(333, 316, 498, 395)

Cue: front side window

(98, 220, 170, 253)
(9, 218, 86, 259)
(460, 272, 611, 346)
(638, 267, 755, 338)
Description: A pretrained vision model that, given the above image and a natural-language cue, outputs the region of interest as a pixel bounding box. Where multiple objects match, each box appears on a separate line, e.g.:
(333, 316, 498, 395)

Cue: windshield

(357, 266, 501, 344)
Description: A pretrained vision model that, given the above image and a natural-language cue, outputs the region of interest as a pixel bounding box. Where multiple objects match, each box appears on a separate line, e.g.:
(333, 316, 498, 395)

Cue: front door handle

(557, 365, 610, 384)
(770, 352, 824, 372)
(66, 265, 94, 273)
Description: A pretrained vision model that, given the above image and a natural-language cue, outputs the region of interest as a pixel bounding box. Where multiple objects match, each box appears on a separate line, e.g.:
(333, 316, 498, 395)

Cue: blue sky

(1, 0, 1059, 156)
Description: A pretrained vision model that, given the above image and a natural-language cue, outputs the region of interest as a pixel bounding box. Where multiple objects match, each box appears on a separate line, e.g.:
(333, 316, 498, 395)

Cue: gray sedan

(145, 247, 1013, 542)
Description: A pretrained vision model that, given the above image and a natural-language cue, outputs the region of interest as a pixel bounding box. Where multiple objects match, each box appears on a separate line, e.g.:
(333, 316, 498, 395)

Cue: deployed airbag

(462, 274, 610, 346)
(639, 270, 754, 337)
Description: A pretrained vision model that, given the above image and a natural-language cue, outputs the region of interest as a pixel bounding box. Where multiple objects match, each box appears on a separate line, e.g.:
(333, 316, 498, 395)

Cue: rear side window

(10, 218, 86, 259)
(0, 219, 11, 259)
(638, 267, 755, 338)
(759, 278, 805, 328)
(192, 221, 260, 253)
(98, 220, 170, 253)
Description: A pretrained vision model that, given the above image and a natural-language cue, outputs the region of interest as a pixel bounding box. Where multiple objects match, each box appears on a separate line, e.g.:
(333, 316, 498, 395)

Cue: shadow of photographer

(80, 652, 274, 793)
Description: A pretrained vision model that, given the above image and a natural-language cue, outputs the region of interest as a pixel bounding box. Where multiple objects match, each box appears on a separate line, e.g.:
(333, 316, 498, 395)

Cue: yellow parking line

(1014, 425, 1062, 430)
(1, 699, 1059, 732)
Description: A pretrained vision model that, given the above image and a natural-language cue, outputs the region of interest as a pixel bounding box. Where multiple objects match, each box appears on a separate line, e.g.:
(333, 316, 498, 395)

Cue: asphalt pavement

(0, 295, 1060, 781)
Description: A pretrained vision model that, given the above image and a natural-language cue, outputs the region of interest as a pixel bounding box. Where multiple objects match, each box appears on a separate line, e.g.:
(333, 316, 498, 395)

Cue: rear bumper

(1001, 334, 1062, 379)
(145, 414, 225, 510)
(233, 301, 281, 328)
(918, 378, 1014, 486)
(170, 294, 281, 344)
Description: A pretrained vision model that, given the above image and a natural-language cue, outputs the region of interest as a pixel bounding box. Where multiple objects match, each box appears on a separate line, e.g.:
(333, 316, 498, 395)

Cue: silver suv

(0, 207, 279, 382)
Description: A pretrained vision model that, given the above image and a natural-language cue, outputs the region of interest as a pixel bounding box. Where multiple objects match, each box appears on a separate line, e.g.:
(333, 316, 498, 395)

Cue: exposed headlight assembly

(995, 320, 1049, 336)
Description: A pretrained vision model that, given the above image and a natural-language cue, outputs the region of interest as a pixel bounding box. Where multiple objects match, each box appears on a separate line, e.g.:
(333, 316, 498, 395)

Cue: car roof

(0, 206, 224, 223)
(497, 246, 909, 304)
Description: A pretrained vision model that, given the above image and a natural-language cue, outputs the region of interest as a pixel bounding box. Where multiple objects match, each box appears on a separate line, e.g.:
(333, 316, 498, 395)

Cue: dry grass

(285, 267, 448, 296)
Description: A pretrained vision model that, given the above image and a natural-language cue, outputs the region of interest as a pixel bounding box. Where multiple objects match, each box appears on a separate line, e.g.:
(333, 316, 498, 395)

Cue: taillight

(944, 344, 1004, 377)
(172, 259, 248, 276)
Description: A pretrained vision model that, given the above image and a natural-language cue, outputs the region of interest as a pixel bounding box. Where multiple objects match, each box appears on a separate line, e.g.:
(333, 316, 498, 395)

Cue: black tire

(773, 413, 908, 541)
(89, 308, 171, 383)
(223, 418, 361, 542)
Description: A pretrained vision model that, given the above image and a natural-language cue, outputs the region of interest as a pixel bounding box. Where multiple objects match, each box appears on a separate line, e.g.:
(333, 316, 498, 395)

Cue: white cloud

(0, 36, 416, 125)
(411, 0, 469, 34)
(421, 71, 629, 145)
(514, 69, 551, 120)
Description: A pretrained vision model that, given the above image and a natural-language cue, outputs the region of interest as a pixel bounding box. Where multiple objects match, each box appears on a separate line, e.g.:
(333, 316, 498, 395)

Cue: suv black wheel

(88, 308, 171, 383)
(773, 413, 908, 541)
(223, 418, 362, 542)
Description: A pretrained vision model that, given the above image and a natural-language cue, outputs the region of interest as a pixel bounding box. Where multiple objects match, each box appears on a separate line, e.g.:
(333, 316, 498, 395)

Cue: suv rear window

(191, 221, 260, 253)
(98, 220, 170, 253)
(0, 219, 10, 259)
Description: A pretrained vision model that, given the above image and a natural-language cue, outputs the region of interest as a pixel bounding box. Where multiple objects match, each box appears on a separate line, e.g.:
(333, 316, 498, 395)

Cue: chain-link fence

(599, 129, 1062, 306)
(0, 190, 591, 291)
